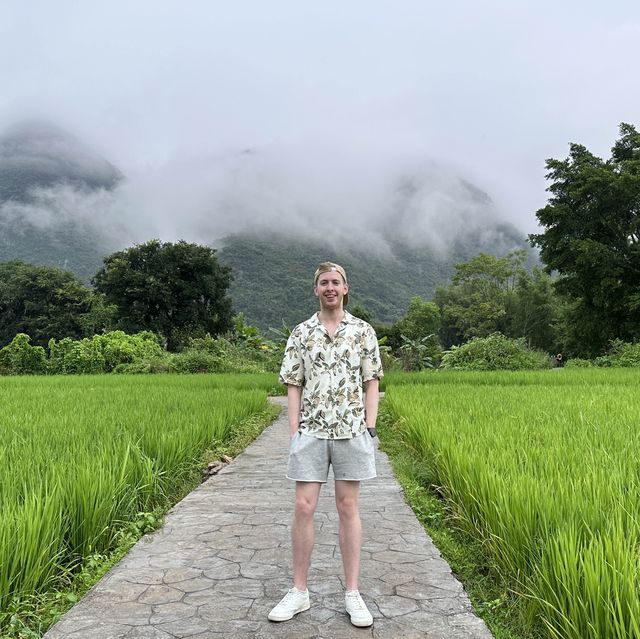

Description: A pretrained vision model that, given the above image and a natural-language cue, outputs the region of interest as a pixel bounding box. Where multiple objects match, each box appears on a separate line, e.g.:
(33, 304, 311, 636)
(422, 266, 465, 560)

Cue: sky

(1, 0, 639, 244)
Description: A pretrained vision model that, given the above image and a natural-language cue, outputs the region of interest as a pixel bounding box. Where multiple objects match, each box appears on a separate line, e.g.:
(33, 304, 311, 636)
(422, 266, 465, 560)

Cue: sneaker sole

(348, 616, 373, 627)
(268, 602, 310, 622)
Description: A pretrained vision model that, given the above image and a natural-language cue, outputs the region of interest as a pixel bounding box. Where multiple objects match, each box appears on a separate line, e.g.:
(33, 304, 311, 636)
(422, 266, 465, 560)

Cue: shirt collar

(308, 310, 353, 332)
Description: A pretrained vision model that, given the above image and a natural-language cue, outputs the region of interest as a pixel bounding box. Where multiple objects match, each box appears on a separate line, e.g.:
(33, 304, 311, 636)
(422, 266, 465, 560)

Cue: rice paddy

(384, 369, 640, 639)
(0, 374, 276, 622)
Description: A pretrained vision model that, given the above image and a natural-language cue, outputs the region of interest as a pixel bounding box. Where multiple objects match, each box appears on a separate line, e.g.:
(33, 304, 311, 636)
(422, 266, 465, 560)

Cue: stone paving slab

(44, 396, 493, 639)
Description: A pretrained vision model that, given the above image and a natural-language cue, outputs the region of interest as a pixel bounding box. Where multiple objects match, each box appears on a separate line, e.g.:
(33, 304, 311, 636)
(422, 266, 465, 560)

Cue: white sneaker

(345, 590, 373, 627)
(268, 587, 310, 621)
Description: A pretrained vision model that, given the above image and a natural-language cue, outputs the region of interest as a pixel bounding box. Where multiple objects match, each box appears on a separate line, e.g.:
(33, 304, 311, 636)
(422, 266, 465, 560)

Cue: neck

(318, 307, 345, 324)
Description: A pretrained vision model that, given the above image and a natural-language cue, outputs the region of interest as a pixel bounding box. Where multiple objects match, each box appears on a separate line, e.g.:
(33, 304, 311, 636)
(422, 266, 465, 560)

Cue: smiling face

(314, 270, 349, 311)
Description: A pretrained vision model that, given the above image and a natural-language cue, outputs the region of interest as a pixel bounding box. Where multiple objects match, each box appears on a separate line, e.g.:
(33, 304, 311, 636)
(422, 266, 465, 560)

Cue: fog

(1, 0, 639, 249)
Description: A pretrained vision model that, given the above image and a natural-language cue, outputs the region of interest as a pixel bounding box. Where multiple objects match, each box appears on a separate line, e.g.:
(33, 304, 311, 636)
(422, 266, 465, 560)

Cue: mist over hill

(0, 120, 531, 325)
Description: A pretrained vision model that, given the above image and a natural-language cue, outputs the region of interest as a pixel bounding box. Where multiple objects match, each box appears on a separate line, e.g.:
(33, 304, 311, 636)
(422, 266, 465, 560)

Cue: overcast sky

(1, 0, 639, 238)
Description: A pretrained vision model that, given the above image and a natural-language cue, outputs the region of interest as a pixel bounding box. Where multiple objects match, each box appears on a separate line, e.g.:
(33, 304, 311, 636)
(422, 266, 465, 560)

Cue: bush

(169, 349, 223, 374)
(49, 337, 106, 374)
(0, 334, 48, 375)
(49, 331, 165, 374)
(440, 332, 551, 371)
(594, 340, 640, 368)
(565, 358, 594, 368)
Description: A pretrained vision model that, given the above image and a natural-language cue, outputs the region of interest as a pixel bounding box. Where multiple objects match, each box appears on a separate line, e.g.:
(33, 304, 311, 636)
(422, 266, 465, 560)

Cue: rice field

(384, 369, 640, 639)
(0, 374, 276, 619)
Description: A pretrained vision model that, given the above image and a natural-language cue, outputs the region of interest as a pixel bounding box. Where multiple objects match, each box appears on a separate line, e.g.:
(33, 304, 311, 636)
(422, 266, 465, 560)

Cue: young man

(268, 262, 383, 628)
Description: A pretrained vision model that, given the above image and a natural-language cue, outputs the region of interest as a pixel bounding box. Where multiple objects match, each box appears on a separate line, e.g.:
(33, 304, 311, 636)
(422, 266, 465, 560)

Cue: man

(268, 261, 383, 628)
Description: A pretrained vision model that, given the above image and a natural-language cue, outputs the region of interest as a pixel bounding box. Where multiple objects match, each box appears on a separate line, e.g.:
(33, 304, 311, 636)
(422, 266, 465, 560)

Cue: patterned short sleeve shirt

(279, 311, 384, 439)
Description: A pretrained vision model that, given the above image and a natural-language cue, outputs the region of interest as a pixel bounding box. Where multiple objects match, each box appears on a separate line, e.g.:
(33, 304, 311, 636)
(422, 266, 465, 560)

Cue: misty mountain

(218, 224, 528, 331)
(0, 120, 122, 200)
(0, 120, 531, 327)
(0, 121, 123, 280)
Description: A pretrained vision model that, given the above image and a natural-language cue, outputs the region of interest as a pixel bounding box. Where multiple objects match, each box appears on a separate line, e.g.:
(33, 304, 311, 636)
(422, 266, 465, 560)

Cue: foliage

(349, 303, 374, 324)
(0, 261, 92, 348)
(0, 375, 276, 637)
(396, 297, 441, 341)
(530, 123, 640, 356)
(0, 334, 47, 375)
(434, 251, 525, 347)
(434, 251, 561, 353)
(440, 332, 551, 371)
(511, 267, 559, 351)
(385, 369, 640, 638)
(398, 334, 438, 371)
(564, 357, 593, 368)
(93, 239, 233, 351)
(593, 340, 640, 367)
(48, 331, 165, 374)
(217, 230, 529, 331)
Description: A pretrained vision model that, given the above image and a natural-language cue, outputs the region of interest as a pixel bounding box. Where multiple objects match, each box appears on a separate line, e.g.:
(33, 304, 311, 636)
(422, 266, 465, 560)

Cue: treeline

(362, 123, 640, 366)
(1, 123, 638, 371)
(0, 323, 281, 376)
(0, 239, 233, 352)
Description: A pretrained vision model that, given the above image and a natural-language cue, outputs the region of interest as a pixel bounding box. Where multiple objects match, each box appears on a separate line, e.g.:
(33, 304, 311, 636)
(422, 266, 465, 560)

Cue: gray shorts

(286, 431, 377, 482)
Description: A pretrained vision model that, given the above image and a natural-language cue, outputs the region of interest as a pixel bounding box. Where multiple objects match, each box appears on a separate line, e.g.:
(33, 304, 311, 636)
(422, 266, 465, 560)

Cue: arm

(363, 378, 379, 430)
(287, 384, 303, 439)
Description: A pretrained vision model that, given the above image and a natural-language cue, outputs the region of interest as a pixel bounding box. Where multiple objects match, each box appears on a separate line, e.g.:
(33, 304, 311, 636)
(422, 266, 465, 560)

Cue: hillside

(0, 119, 532, 326)
(218, 225, 529, 330)
(0, 121, 122, 280)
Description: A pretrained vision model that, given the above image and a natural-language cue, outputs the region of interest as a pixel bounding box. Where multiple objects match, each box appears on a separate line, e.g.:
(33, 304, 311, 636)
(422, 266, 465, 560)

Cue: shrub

(594, 340, 640, 368)
(169, 349, 223, 374)
(440, 332, 551, 371)
(0, 334, 48, 375)
(49, 331, 165, 374)
(49, 337, 107, 374)
(565, 358, 594, 368)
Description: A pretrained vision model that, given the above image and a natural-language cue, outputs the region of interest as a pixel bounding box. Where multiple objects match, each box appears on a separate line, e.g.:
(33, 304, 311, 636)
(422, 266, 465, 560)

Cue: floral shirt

(279, 311, 383, 439)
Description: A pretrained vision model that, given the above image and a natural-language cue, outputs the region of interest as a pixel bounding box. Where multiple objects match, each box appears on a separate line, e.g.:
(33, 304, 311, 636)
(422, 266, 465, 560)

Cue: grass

(0, 374, 281, 638)
(380, 368, 640, 639)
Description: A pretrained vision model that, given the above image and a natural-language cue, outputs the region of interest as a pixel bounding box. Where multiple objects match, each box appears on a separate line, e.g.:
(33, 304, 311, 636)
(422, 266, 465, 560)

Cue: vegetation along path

(44, 396, 492, 639)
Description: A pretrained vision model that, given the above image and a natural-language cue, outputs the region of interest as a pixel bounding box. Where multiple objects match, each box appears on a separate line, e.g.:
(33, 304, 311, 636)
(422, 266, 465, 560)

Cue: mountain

(218, 223, 529, 331)
(0, 121, 123, 280)
(0, 120, 532, 327)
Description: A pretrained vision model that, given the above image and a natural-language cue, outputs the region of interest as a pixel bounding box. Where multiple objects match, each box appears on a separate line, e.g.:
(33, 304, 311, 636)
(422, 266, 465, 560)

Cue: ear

(313, 285, 319, 297)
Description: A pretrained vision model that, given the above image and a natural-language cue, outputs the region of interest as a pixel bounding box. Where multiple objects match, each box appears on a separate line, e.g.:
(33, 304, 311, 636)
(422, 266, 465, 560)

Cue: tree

(396, 297, 440, 342)
(93, 240, 233, 351)
(434, 251, 527, 347)
(512, 267, 559, 352)
(0, 261, 92, 348)
(530, 123, 640, 356)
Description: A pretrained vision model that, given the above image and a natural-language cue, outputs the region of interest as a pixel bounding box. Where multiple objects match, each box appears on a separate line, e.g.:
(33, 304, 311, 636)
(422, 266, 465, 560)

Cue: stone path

(44, 397, 493, 639)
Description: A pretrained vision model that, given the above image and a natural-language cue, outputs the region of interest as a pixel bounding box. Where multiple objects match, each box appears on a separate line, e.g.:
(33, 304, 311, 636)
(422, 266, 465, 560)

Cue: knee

(295, 495, 317, 519)
(336, 494, 359, 519)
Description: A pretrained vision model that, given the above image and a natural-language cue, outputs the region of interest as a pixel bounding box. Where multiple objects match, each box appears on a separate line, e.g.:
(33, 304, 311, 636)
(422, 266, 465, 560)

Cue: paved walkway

(45, 397, 493, 639)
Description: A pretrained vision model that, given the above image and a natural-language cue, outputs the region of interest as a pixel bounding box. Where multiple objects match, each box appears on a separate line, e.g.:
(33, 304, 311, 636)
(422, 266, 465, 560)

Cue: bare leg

(292, 481, 322, 590)
(335, 480, 362, 591)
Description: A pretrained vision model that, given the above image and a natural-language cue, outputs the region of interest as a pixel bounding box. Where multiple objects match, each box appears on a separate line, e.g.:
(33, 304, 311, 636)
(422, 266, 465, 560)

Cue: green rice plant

(0, 374, 270, 619)
(384, 369, 640, 638)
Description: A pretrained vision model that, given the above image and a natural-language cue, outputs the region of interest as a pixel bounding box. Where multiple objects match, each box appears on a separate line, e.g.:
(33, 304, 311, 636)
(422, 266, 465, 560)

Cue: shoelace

(346, 593, 366, 610)
(283, 589, 304, 604)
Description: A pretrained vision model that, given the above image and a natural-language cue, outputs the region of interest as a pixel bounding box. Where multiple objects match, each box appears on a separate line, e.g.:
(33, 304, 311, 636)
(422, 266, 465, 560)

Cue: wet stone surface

(44, 397, 493, 639)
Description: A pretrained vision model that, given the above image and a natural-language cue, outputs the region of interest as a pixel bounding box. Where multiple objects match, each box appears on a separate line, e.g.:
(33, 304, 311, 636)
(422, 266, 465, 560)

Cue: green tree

(0, 333, 47, 374)
(93, 240, 233, 351)
(530, 123, 640, 356)
(434, 251, 527, 347)
(396, 297, 440, 341)
(349, 303, 374, 324)
(512, 267, 559, 351)
(0, 261, 92, 348)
